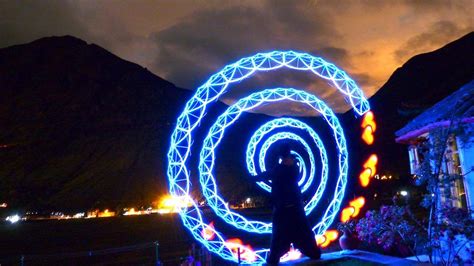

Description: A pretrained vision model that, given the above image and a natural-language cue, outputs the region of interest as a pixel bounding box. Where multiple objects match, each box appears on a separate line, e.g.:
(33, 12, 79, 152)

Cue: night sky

(1, 0, 472, 115)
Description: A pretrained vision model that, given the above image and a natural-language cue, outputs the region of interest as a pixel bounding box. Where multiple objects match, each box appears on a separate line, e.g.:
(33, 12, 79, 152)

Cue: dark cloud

(351, 73, 372, 88)
(394, 20, 469, 62)
(0, 0, 471, 115)
(152, 2, 337, 89)
(0, 1, 88, 48)
(313, 47, 350, 67)
(151, 1, 355, 115)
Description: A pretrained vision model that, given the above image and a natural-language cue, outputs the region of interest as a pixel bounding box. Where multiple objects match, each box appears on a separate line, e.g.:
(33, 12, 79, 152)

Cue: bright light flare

(362, 127, 374, 145)
(279, 245, 302, 262)
(361, 111, 376, 145)
(349, 197, 365, 217)
(201, 221, 216, 240)
(123, 208, 140, 216)
(359, 154, 378, 187)
(341, 196, 365, 222)
(224, 238, 257, 262)
(6, 214, 20, 224)
(159, 195, 192, 213)
(316, 230, 339, 248)
(364, 154, 378, 174)
(340, 207, 356, 223)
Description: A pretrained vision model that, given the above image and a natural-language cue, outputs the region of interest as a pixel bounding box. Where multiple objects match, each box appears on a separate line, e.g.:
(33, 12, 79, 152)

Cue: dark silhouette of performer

(255, 143, 321, 265)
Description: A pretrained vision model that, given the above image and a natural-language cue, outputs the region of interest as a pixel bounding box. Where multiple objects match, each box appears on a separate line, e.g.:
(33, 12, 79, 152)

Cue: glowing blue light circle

(199, 88, 347, 235)
(167, 51, 370, 264)
(258, 132, 316, 193)
(279, 150, 308, 185)
(246, 117, 328, 195)
(290, 151, 307, 185)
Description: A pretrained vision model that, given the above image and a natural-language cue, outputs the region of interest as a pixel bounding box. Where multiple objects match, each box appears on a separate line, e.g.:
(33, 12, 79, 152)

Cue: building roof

(396, 80, 474, 142)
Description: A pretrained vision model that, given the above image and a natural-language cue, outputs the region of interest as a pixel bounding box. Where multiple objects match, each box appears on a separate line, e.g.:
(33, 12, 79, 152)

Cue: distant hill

(343, 31, 474, 183)
(0, 36, 281, 211)
(0, 36, 193, 210)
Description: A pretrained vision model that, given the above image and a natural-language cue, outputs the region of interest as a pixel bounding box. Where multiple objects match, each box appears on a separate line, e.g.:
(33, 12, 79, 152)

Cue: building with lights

(395, 80, 474, 214)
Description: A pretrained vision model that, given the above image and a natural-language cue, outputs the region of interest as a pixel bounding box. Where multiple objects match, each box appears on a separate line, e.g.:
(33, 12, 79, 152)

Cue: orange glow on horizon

(158, 195, 192, 213)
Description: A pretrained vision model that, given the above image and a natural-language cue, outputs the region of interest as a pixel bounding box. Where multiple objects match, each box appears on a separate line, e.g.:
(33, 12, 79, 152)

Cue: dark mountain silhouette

(0, 36, 287, 211)
(1, 32, 473, 211)
(0, 36, 194, 210)
(343, 31, 474, 185)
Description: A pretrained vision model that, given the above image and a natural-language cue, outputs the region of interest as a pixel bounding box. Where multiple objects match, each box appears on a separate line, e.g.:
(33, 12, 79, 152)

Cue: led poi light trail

(166, 50, 371, 264)
(246, 117, 328, 195)
(259, 132, 314, 191)
(291, 151, 308, 186)
(200, 88, 347, 235)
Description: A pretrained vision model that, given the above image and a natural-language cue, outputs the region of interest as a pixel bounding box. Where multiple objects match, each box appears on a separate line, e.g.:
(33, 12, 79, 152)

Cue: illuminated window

(408, 145, 421, 175)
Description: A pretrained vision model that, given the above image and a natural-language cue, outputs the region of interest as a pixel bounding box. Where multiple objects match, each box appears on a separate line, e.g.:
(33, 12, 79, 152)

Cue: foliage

(337, 219, 356, 234)
(439, 207, 474, 239)
(355, 205, 419, 251)
(400, 105, 472, 264)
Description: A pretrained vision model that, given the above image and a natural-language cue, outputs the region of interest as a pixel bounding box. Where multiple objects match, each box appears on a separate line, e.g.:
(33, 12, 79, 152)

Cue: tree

(413, 107, 473, 265)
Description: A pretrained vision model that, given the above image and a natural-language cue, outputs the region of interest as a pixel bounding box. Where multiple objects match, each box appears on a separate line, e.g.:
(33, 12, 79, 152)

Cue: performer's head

(278, 142, 291, 159)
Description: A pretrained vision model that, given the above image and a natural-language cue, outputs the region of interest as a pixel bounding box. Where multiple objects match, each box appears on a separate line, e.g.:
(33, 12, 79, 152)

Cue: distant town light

(6, 214, 20, 224)
(400, 190, 408, 197)
(0, 203, 7, 208)
(246, 198, 251, 203)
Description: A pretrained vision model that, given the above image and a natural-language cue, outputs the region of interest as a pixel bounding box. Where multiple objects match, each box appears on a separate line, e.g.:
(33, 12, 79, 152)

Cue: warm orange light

(225, 238, 256, 262)
(363, 154, 378, 175)
(316, 230, 339, 248)
(361, 111, 376, 145)
(97, 209, 115, 217)
(315, 235, 326, 246)
(362, 126, 375, 145)
(340, 206, 355, 223)
(361, 111, 376, 131)
(349, 197, 365, 217)
(326, 230, 339, 241)
(201, 221, 216, 240)
(359, 154, 378, 187)
(359, 168, 371, 187)
(341, 196, 366, 222)
(159, 195, 192, 213)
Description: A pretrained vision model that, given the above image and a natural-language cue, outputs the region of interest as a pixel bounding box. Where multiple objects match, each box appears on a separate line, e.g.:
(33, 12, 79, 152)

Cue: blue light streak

(166, 51, 370, 264)
(258, 132, 315, 192)
(199, 88, 347, 235)
(246, 117, 328, 196)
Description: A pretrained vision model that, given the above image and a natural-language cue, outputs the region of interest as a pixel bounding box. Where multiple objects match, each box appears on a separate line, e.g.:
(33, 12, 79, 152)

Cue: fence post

(20, 255, 24, 266)
(237, 247, 241, 265)
(154, 241, 160, 266)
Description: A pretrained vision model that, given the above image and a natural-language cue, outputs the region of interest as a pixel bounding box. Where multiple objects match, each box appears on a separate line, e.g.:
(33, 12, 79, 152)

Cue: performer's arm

(252, 170, 271, 182)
